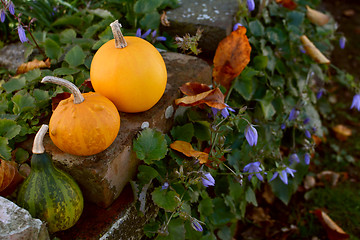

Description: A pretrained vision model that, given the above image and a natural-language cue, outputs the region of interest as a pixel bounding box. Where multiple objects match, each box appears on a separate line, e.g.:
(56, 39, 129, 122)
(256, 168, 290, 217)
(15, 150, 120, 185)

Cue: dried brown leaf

(332, 124, 352, 141)
(175, 88, 227, 109)
(0, 159, 24, 196)
(300, 35, 330, 64)
(306, 5, 330, 26)
(213, 26, 251, 91)
(16, 58, 51, 75)
(170, 141, 208, 164)
(179, 82, 211, 96)
(313, 209, 349, 240)
(51, 92, 71, 111)
(161, 11, 170, 27)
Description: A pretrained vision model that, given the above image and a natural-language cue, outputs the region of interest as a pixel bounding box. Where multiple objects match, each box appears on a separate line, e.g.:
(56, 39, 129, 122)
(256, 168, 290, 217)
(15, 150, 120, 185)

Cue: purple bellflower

(304, 153, 311, 165)
(304, 130, 311, 139)
(350, 94, 360, 111)
(162, 182, 169, 190)
(233, 23, 243, 31)
(270, 166, 296, 185)
(8, 1, 15, 15)
(245, 124, 258, 146)
(288, 108, 299, 121)
(247, 0, 255, 12)
(281, 123, 286, 130)
(243, 161, 264, 181)
(317, 88, 325, 100)
(202, 172, 215, 187)
(303, 117, 310, 125)
(339, 36, 346, 49)
(299, 45, 306, 54)
(191, 218, 203, 232)
(0, 9, 5, 22)
(211, 104, 235, 118)
(289, 153, 300, 164)
(156, 36, 167, 41)
(17, 25, 28, 43)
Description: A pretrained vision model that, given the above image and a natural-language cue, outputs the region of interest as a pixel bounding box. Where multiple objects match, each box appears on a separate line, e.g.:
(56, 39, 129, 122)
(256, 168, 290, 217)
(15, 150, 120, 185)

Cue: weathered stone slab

(0, 43, 27, 71)
(44, 52, 212, 208)
(0, 196, 50, 240)
(161, 0, 239, 56)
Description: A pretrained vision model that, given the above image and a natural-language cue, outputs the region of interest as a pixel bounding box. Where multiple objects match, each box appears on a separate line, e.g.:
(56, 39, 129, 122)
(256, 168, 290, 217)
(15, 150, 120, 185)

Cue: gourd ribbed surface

(17, 153, 84, 233)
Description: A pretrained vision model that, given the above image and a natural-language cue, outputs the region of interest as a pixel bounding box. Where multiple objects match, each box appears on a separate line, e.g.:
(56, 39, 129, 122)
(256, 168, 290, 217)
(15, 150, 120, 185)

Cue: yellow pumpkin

(42, 76, 120, 156)
(90, 20, 167, 113)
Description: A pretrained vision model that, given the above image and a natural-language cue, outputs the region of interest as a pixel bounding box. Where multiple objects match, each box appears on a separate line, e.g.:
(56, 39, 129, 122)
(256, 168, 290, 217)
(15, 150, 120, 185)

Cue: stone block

(0, 43, 27, 71)
(0, 196, 50, 240)
(44, 52, 212, 208)
(161, 0, 239, 56)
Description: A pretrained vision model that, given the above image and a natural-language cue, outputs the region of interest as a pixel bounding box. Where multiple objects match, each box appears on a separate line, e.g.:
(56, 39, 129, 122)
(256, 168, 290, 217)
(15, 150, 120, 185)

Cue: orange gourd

(90, 20, 167, 113)
(42, 76, 120, 156)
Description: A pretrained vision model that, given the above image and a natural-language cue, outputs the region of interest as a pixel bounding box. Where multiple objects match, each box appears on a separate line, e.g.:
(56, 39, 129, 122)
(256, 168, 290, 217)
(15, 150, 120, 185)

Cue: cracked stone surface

(161, 0, 239, 56)
(0, 196, 50, 240)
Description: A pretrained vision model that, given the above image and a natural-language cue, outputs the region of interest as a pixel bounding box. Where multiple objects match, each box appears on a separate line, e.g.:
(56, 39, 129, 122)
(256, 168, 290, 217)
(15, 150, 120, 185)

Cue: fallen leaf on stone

(170, 141, 208, 164)
(332, 124, 352, 141)
(313, 209, 349, 240)
(51, 92, 71, 111)
(0, 159, 24, 196)
(306, 5, 330, 26)
(300, 35, 330, 64)
(275, 0, 297, 10)
(179, 82, 211, 96)
(213, 26, 251, 92)
(16, 58, 51, 75)
(175, 88, 227, 109)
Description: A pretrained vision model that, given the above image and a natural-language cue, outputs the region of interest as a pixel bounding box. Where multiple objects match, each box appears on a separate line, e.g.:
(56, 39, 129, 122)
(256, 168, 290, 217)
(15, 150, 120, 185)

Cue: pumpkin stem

(33, 124, 48, 154)
(110, 20, 127, 48)
(41, 76, 85, 104)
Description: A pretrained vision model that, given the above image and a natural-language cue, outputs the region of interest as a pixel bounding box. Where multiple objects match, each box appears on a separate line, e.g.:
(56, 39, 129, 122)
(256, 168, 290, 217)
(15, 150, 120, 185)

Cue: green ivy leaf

(245, 187, 258, 206)
(152, 186, 178, 212)
(53, 67, 80, 76)
(257, 90, 276, 120)
(33, 89, 50, 102)
(133, 128, 167, 164)
(170, 123, 194, 142)
(64, 45, 86, 67)
(45, 38, 61, 60)
(140, 11, 161, 30)
(234, 67, 258, 101)
(194, 121, 211, 141)
(15, 148, 29, 164)
(134, 0, 164, 13)
(198, 196, 214, 217)
(2, 77, 26, 93)
(0, 137, 11, 160)
(249, 20, 265, 37)
(253, 55, 268, 70)
(156, 218, 185, 240)
(137, 165, 159, 184)
(60, 29, 77, 44)
(12, 93, 35, 114)
(87, 9, 114, 18)
(0, 119, 21, 139)
(286, 11, 305, 27)
(209, 198, 234, 226)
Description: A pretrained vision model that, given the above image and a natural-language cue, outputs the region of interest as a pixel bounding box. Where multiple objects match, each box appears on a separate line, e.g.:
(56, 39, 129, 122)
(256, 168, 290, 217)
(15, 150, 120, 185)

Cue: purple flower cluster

(270, 166, 296, 185)
(243, 161, 264, 181)
(247, 0, 255, 12)
(351, 94, 360, 111)
(136, 28, 166, 42)
(245, 125, 258, 147)
(202, 172, 215, 187)
(211, 104, 235, 118)
(1, 0, 15, 23)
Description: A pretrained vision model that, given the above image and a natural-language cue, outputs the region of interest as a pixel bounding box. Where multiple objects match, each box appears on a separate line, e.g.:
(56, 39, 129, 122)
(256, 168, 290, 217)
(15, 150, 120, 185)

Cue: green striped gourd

(17, 124, 84, 233)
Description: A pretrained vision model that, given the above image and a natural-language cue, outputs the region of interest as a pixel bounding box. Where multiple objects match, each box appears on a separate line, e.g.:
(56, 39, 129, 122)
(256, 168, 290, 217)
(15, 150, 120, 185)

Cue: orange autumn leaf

(276, 0, 297, 10)
(213, 26, 251, 92)
(170, 140, 209, 164)
(179, 82, 211, 96)
(313, 209, 349, 240)
(16, 58, 51, 75)
(175, 88, 227, 109)
(300, 35, 330, 64)
(0, 159, 24, 196)
(306, 5, 330, 26)
(332, 124, 352, 141)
